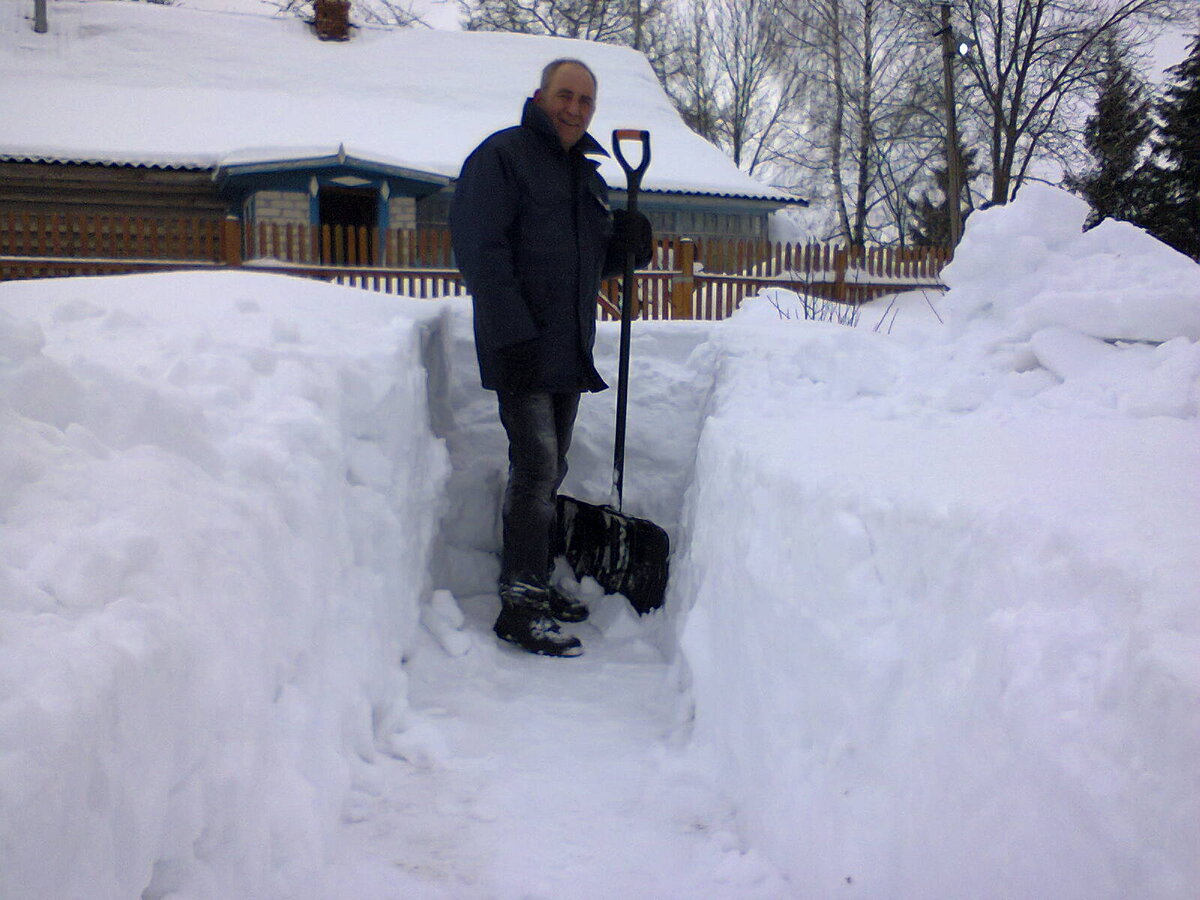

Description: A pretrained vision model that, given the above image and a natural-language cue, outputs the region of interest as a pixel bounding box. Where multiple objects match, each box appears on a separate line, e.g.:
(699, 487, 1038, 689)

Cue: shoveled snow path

(326, 595, 790, 898)
(313, 310, 788, 897)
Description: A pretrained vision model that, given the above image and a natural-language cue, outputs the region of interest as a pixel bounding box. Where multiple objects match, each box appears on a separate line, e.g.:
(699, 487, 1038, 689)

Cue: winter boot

(494, 581, 583, 658)
(546, 583, 589, 623)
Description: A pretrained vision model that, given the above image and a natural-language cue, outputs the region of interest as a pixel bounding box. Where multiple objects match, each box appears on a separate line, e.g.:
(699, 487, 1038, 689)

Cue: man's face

(533, 63, 597, 150)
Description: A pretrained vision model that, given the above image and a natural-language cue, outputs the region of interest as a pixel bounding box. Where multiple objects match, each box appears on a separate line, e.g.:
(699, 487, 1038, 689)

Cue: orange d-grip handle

(612, 130, 651, 184)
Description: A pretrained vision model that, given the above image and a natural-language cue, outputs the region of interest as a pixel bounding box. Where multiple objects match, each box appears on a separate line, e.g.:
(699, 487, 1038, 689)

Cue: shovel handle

(612, 130, 651, 213)
(610, 129, 650, 511)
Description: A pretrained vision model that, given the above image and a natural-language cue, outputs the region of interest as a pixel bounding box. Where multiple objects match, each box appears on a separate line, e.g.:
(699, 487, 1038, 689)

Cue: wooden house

(0, 0, 802, 265)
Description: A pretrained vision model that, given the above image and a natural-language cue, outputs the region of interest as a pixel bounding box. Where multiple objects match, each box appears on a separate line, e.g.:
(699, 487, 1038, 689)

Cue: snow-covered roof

(0, 0, 799, 205)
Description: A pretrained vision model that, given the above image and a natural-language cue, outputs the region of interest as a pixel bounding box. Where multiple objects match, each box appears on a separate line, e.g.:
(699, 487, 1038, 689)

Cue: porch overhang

(215, 145, 450, 203)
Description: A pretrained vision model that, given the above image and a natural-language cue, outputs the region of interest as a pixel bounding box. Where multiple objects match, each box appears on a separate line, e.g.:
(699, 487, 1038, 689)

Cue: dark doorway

(318, 185, 377, 264)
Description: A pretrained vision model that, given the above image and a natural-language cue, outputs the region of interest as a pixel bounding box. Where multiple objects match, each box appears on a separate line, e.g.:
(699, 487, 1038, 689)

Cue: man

(450, 58, 653, 658)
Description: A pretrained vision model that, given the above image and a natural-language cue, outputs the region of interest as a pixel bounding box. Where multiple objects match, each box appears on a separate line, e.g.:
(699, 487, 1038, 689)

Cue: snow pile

(0, 272, 448, 898)
(944, 185, 1200, 343)
(1, 186, 1197, 898)
(675, 186, 1200, 897)
(935, 186, 1200, 420)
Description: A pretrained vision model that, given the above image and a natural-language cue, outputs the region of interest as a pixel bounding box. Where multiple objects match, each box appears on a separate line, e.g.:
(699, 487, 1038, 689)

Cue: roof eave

(0, 151, 213, 171)
(626, 187, 808, 208)
(1, 153, 799, 206)
(214, 148, 450, 188)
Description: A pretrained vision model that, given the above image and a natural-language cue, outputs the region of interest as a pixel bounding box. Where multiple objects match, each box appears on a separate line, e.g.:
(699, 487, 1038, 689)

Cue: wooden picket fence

(0, 212, 225, 273)
(594, 235, 949, 320)
(0, 212, 950, 319)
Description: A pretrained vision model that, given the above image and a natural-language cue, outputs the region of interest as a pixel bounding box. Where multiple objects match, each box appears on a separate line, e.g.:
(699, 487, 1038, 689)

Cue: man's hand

(611, 209, 654, 269)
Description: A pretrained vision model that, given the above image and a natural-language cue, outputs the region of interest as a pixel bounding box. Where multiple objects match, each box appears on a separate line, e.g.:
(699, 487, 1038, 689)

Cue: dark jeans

(496, 390, 580, 586)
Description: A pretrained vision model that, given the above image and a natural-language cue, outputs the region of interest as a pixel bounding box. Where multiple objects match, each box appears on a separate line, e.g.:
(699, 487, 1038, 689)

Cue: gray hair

(539, 58, 598, 93)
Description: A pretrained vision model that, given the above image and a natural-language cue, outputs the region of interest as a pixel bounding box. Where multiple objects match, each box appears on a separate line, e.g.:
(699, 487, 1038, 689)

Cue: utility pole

(633, 0, 642, 51)
(34, 0, 48, 33)
(935, 2, 963, 248)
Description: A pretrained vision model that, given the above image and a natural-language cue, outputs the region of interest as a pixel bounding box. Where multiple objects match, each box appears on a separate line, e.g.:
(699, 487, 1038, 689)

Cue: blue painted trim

(216, 152, 448, 186)
(217, 164, 445, 206)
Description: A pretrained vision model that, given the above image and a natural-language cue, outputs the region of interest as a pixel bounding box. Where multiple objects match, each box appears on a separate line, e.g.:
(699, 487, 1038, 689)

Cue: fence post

(671, 237, 695, 319)
(220, 217, 242, 268)
(833, 245, 848, 303)
(671, 238, 695, 319)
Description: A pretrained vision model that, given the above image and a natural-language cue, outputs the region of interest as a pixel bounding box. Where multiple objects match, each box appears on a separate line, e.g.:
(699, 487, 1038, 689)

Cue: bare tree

(667, 0, 798, 174)
(940, 0, 1179, 204)
(875, 76, 950, 244)
(711, 0, 795, 171)
(459, 0, 668, 46)
(457, 0, 677, 82)
(670, 0, 724, 144)
(267, 0, 427, 28)
(776, 0, 940, 244)
(357, 0, 427, 26)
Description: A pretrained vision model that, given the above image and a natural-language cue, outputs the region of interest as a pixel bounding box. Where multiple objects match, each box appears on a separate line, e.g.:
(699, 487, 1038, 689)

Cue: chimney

(313, 0, 351, 41)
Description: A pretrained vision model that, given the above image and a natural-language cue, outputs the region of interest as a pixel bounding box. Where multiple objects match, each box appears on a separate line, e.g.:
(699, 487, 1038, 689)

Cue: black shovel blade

(555, 495, 669, 615)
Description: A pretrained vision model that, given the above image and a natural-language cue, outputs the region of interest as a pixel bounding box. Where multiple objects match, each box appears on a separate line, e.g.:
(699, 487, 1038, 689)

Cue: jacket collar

(521, 97, 608, 158)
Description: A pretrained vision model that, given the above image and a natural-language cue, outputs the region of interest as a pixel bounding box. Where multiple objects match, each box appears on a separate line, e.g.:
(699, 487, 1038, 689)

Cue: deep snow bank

(676, 187, 1200, 898)
(0, 272, 448, 898)
(1, 186, 1197, 899)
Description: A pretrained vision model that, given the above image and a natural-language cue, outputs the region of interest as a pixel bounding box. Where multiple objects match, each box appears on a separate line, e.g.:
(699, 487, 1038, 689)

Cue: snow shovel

(555, 129, 670, 615)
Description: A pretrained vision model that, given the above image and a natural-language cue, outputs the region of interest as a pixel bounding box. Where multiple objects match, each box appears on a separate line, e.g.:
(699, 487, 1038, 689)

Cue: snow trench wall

(425, 305, 720, 614)
(0, 272, 450, 899)
(672, 329, 1200, 899)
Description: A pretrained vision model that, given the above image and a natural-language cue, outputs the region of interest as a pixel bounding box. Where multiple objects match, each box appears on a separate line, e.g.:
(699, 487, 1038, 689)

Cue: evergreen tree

(1141, 33, 1200, 260)
(1067, 37, 1154, 229)
(907, 139, 978, 247)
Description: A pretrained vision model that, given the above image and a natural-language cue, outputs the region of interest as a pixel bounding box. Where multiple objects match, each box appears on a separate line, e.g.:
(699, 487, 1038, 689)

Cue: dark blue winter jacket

(450, 99, 625, 394)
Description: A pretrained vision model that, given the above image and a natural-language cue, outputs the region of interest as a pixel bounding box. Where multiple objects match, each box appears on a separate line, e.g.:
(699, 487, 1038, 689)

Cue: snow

(0, 274, 449, 898)
(0, 0, 792, 202)
(2, 68, 1199, 900)
(682, 187, 1200, 897)
(942, 187, 1200, 344)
